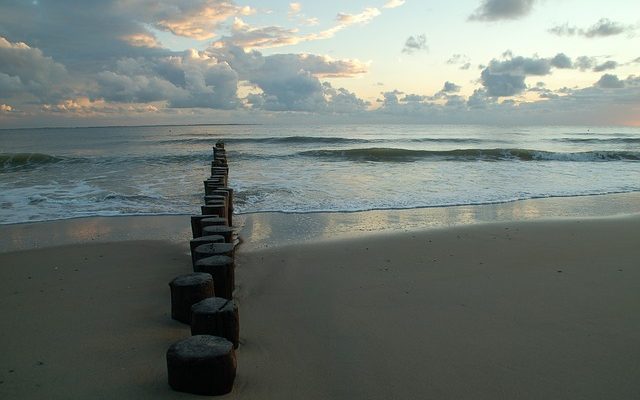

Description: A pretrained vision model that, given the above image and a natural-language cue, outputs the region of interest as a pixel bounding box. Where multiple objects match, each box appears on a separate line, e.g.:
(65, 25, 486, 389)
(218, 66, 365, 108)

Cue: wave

(552, 138, 640, 144)
(159, 136, 372, 145)
(0, 153, 78, 171)
(298, 148, 640, 162)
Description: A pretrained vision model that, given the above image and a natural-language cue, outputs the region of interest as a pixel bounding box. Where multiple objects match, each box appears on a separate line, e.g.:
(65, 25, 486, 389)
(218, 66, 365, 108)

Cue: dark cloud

(548, 19, 634, 38)
(550, 53, 573, 69)
(480, 68, 527, 97)
(592, 60, 618, 72)
(467, 89, 492, 109)
(547, 23, 577, 37)
(479, 54, 553, 97)
(574, 56, 595, 71)
(442, 81, 461, 93)
(446, 54, 472, 70)
(595, 74, 624, 89)
(401, 35, 427, 54)
(468, 0, 536, 22)
(583, 18, 629, 38)
(402, 94, 427, 102)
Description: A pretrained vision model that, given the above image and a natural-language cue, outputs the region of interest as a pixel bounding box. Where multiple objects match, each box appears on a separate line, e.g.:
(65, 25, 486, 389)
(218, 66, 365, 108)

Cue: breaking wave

(298, 148, 640, 162)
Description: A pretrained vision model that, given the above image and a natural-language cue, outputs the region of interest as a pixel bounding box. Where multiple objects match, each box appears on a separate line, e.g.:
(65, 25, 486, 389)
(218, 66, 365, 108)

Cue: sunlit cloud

(288, 2, 302, 17)
(42, 97, 160, 115)
(383, 0, 405, 9)
(215, 6, 383, 49)
(149, 1, 255, 40)
(121, 33, 162, 48)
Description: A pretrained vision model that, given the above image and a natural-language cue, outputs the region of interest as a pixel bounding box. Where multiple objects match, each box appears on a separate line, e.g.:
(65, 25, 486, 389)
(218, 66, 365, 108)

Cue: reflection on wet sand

(239, 192, 640, 251)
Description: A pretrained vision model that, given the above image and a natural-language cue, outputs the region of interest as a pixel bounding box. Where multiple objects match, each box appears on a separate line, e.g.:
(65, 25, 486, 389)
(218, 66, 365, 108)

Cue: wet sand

(1, 197, 639, 399)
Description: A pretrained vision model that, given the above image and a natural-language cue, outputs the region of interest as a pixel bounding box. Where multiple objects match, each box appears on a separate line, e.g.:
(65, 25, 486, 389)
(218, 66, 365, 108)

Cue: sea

(1, 124, 639, 225)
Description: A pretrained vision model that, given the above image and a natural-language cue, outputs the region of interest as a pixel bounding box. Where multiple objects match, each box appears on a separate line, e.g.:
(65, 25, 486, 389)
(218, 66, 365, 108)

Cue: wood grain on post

(169, 273, 214, 324)
(194, 255, 235, 299)
(191, 297, 240, 348)
(167, 335, 236, 395)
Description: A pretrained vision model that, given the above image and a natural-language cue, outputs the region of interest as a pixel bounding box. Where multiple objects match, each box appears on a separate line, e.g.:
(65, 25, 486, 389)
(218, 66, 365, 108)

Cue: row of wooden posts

(165, 141, 239, 396)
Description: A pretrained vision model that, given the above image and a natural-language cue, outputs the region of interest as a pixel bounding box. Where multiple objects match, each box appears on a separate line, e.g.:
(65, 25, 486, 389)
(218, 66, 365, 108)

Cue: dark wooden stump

(167, 335, 236, 395)
(201, 203, 226, 218)
(194, 255, 235, 299)
(207, 188, 234, 226)
(190, 235, 226, 264)
(193, 242, 235, 265)
(191, 214, 223, 238)
(202, 225, 234, 243)
(201, 216, 228, 229)
(191, 298, 240, 348)
(169, 273, 214, 324)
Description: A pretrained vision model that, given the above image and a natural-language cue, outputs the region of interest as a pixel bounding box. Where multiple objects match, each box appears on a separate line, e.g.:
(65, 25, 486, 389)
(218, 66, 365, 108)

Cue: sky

(0, 0, 639, 128)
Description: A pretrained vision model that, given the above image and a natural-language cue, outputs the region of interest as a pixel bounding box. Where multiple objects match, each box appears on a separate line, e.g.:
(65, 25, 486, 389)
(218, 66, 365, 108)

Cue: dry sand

(1, 212, 639, 399)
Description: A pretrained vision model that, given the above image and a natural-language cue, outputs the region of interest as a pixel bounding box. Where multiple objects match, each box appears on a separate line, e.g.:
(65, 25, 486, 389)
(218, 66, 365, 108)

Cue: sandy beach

(1, 199, 639, 399)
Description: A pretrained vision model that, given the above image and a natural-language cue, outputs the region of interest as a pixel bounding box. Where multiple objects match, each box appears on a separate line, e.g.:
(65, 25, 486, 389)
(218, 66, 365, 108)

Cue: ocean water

(1, 124, 639, 225)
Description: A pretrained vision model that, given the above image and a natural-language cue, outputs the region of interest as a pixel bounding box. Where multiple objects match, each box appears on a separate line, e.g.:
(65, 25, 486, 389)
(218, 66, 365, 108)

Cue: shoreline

(2, 191, 639, 253)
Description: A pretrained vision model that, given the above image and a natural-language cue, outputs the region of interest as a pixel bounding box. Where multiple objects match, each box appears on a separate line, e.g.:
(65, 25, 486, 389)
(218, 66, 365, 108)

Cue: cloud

(480, 68, 527, 97)
(42, 97, 160, 115)
(214, 18, 303, 49)
(383, 0, 406, 9)
(447, 54, 472, 70)
(120, 33, 162, 48)
(0, 36, 70, 102)
(442, 81, 461, 93)
(593, 60, 618, 72)
(335, 8, 381, 25)
(143, 0, 254, 40)
(95, 50, 240, 109)
(288, 2, 302, 17)
(468, 0, 536, 22)
(550, 53, 573, 69)
(402, 35, 428, 54)
(595, 74, 624, 89)
(549, 19, 634, 39)
(211, 46, 369, 112)
(572, 57, 617, 72)
(214, 6, 383, 49)
(574, 56, 595, 71)
(479, 53, 554, 97)
(0, 104, 13, 112)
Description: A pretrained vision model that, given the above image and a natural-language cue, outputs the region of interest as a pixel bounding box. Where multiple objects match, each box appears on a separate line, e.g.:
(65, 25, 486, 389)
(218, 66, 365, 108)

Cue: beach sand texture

(1, 214, 639, 399)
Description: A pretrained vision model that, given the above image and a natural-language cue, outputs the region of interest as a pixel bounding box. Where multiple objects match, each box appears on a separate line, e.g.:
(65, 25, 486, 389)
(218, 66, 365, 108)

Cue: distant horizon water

(1, 124, 639, 225)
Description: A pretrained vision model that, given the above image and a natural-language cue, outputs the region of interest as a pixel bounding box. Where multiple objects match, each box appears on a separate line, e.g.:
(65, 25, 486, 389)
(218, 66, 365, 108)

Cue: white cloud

(383, 0, 406, 9)
(0, 36, 71, 102)
(215, 6, 383, 49)
(143, 0, 254, 40)
(288, 2, 302, 17)
(95, 50, 240, 109)
(211, 46, 369, 112)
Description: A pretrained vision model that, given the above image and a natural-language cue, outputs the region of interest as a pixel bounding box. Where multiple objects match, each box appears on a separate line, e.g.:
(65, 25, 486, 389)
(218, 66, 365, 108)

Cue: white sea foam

(0, 124, 639, 224)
